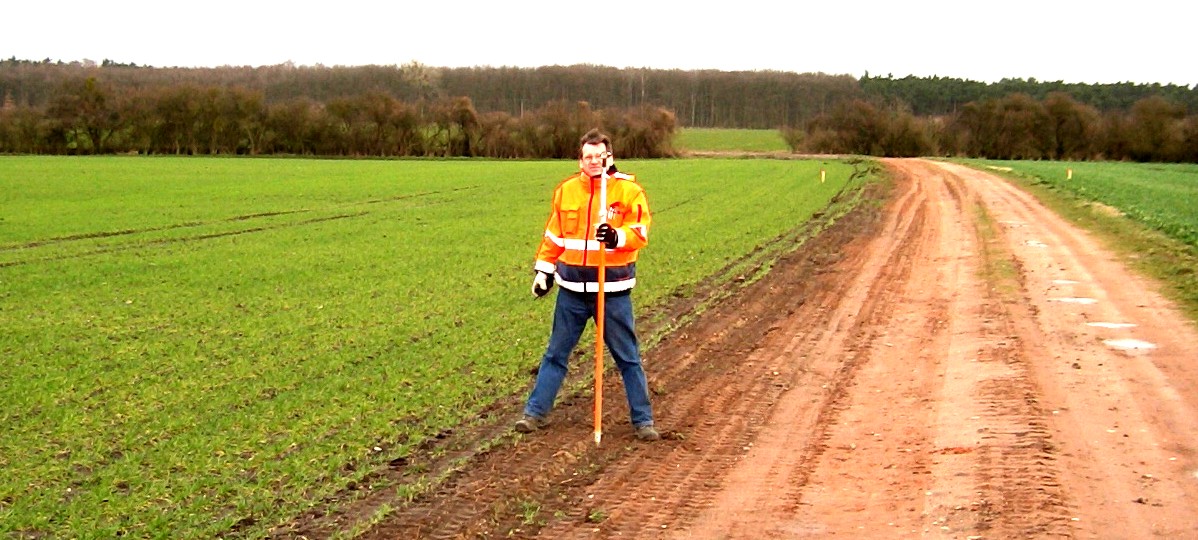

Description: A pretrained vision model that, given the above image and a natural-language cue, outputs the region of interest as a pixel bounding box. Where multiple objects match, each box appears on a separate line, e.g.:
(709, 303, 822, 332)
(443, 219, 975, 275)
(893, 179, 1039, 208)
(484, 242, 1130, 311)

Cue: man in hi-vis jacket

(516, 128, 659, 441)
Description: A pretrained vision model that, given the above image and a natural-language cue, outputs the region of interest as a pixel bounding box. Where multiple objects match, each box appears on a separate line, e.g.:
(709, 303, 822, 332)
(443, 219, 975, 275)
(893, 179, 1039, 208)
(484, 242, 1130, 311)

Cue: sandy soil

(282, 158, 1198, 539)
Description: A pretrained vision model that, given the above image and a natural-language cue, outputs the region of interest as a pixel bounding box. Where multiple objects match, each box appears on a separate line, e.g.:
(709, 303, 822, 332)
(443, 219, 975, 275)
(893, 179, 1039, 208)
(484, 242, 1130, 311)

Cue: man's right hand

(531, 271, 554, 298)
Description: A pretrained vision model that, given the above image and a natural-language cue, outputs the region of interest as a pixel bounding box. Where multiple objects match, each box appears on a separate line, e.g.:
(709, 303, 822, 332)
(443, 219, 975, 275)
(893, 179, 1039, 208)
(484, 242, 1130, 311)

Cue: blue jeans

(524, 288, 654, 427)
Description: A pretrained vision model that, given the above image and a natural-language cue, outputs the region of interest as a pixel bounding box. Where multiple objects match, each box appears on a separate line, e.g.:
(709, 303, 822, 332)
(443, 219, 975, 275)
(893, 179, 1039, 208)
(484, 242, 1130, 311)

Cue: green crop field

(674, 128, 790, 153)
(970, 160, 1198, 248)
(0, 155, 866, 538)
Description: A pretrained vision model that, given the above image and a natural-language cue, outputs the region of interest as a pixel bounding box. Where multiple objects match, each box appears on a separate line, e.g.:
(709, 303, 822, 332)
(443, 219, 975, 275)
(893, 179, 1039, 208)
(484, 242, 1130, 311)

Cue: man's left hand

(531, 271, 554, 298)
(595, 223, 619, 249)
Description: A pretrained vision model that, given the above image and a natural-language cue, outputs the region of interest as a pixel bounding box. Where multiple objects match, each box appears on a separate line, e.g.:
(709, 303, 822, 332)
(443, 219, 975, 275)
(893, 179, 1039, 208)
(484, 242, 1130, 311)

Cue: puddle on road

(1051, 297, 1098, 305)
(1103, 339, 1157, 351)
(1087, 322, 1137, 329)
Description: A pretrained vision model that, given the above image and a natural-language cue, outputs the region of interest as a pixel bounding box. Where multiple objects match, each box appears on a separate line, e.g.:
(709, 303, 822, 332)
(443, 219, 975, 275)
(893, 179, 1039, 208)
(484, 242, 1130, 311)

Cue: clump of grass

(586, 508, 608, 523)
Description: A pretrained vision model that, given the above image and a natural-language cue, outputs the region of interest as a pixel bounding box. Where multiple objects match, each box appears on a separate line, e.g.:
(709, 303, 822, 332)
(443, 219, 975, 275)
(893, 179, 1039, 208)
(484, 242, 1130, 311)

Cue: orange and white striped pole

(594, 171, 608, 446)
(594, 246, 605, 446)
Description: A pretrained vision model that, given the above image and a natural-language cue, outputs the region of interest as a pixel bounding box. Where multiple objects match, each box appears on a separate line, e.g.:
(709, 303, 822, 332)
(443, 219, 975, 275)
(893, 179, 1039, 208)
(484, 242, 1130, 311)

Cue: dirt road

(318, 158, 1198, 539)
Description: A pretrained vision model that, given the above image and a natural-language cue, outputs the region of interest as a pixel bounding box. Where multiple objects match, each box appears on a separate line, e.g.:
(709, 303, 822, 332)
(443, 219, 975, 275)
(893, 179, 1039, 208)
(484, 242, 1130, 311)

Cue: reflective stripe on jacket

(534, 171, 650, 293)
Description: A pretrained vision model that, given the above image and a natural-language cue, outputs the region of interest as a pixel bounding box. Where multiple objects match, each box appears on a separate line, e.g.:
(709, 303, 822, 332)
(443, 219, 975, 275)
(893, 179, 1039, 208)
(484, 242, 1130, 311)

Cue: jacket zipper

(582, 176, 596, 266)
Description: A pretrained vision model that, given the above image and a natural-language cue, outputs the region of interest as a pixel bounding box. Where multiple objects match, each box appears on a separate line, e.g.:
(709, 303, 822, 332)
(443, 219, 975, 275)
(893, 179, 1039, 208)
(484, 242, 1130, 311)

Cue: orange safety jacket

(534, 171, 651, 293)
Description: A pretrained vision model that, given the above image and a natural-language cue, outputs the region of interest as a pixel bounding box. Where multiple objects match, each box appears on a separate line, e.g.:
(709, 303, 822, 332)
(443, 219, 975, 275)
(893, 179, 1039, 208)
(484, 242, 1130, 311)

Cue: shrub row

(789, 93, 1198, 162)
(0, 78, 676, 158)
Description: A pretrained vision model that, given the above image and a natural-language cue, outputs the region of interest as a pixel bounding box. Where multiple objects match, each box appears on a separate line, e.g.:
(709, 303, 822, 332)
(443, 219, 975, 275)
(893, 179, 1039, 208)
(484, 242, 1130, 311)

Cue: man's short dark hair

(579, 128, 612, 157)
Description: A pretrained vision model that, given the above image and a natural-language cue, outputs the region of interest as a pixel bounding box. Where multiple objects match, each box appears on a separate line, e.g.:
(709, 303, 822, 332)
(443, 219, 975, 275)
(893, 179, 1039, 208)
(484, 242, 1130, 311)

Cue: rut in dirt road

(671, 160, 1198, 539)
(670, 159, 1198, 539)
(933, 160, 1198, 539)
(345, 159, 1198, 540)
(662, 159, 1077, 539)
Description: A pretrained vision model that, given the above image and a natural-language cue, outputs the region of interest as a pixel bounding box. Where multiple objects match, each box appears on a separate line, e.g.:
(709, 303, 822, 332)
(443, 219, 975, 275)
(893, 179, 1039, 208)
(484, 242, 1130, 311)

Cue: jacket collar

(575, 171, 606, 191)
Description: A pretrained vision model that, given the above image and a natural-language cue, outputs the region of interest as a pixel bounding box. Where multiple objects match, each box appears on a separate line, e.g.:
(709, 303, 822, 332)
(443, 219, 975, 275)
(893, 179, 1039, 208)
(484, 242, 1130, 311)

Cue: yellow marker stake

(821, 168, 826, 183)
(1067, 168, 1073, 180)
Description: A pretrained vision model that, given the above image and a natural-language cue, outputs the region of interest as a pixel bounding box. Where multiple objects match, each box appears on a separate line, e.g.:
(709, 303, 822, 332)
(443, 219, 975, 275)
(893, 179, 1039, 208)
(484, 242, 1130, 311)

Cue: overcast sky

(5, 0, 1193, 86)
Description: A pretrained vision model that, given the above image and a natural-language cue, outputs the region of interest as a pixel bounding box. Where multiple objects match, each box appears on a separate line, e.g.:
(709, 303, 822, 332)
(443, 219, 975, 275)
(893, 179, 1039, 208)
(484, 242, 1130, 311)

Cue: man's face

(579, 142, 609, 178)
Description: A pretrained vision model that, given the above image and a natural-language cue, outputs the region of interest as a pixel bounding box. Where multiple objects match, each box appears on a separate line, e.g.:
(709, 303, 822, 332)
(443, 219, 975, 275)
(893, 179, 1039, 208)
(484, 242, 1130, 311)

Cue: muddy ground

(279, 159, 1198, 539)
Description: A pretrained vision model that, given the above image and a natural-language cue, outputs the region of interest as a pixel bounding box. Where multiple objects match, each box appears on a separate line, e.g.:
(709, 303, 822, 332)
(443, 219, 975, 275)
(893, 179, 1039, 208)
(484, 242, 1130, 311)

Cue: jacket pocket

(606, 202, 626, 227)
(562, 208, 580, 235)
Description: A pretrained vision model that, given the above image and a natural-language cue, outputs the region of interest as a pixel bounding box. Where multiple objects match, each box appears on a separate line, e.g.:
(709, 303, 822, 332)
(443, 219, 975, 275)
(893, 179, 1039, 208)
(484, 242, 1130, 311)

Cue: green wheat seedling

(0, 155, 857, 537)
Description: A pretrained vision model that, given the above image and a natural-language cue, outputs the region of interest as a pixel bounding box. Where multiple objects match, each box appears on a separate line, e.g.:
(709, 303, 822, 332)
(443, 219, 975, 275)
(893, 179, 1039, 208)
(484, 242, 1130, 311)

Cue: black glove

(595, 223, 619, 249)
(531, 271, 554, 298)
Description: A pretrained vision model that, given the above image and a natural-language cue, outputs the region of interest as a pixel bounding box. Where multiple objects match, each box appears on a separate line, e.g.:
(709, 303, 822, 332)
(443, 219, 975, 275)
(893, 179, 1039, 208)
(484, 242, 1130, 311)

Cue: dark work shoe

(635, 424, 661, 441)
(514, 415, 549, 433)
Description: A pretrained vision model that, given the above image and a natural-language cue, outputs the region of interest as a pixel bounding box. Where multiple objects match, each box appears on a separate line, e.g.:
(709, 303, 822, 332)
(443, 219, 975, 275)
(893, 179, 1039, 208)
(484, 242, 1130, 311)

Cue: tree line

(860, 73, 1198, 116)
(792, 92, 1198, 162)
(0, 75, 677, 158)
(0, 59, 858, 131)
(5, 59, 1194, 126)
(1, 58, 1195, 161)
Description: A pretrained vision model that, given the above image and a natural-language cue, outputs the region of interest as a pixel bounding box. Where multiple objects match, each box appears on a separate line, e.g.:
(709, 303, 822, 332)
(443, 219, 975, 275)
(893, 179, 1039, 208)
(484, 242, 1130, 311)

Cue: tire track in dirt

(895, 161, 1073, 538)
(651, 158, 1062, 539)
(0, 212, 369, 268)
(935, 161, 1198, 538)
(662, 159, 1075, 538)
(0, 187, 475, 267)
(772, 160, 982, 538)
(660, 159, 939, 539)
